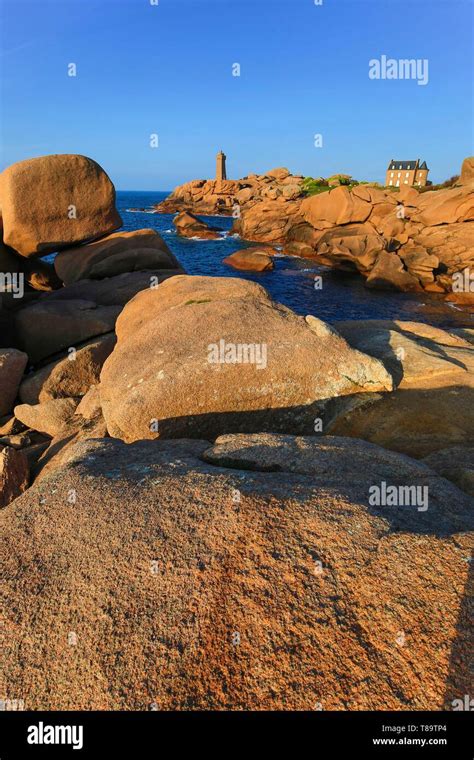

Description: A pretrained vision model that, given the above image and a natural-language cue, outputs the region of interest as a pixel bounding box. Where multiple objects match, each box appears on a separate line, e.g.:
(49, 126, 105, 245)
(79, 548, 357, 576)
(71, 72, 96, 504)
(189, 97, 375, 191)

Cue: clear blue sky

(1, 0, 472, 189)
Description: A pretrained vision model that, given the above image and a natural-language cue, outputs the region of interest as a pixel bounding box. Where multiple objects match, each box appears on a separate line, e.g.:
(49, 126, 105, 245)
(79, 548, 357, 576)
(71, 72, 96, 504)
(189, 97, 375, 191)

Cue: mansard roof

(388, 160, 418, 170)
(387, 159, 429, 171)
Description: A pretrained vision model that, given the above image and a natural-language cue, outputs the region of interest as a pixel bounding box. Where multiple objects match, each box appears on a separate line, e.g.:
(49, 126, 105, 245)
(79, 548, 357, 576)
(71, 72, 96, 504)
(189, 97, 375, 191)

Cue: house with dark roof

(385, 159, 429, 187)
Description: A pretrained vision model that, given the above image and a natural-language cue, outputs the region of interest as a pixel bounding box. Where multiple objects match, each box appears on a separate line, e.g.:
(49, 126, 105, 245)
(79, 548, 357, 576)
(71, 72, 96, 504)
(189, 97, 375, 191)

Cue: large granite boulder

(99, 276, 392, 442)
(173, 211, 221, 240)
(223, 248, 275, 271)
(1, 434, 472, 709)
(0, 348, 28, 416)
(54, 229, 181, 285)
(0, 154, 122, 257)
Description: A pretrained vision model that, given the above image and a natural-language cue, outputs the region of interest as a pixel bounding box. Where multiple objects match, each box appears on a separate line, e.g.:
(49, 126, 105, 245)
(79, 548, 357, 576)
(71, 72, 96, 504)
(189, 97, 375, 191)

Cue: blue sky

(1, 0, 472, 189)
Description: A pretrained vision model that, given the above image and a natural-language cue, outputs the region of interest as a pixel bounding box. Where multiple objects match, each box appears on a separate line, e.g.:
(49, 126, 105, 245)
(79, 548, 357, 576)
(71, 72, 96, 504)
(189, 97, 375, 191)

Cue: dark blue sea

(116, 191, 473, 327)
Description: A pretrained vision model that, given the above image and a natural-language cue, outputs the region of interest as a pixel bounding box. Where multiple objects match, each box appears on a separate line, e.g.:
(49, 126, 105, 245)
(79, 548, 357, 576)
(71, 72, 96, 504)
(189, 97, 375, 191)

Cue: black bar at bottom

(0, 710, 472, 758)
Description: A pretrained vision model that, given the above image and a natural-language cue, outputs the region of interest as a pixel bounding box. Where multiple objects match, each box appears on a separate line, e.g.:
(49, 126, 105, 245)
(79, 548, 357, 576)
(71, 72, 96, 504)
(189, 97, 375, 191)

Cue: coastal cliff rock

(0, 154, 122, 257)
(99, 275, 392, 442)
(2, 434, 472, 709)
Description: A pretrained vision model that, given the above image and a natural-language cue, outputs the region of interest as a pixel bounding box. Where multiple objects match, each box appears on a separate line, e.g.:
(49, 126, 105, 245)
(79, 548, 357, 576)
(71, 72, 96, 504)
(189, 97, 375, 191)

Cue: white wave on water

(124, 208, 157, 214)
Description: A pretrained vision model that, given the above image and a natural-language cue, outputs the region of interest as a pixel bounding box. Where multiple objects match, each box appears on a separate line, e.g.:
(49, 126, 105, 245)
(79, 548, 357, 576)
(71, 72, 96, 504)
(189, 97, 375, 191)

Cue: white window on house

(404, 180, 408, 184)
(407, 165, 411, 170)
(399, 165, 402, 169)
(389, 180, 393, 186)
(398, 172, 401, 177)
(405, 172, 409, 177)
(396, 180, 400, 187)
(390, 172, 394, 177)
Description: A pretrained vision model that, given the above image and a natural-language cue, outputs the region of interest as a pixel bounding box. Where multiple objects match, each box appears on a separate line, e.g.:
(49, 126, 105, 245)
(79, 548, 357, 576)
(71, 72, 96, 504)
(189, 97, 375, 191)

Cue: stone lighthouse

(216, 150, 227, 181)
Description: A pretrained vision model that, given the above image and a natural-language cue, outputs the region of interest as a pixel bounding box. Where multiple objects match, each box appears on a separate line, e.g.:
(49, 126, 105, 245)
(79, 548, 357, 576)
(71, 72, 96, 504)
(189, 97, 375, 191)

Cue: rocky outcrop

(223, 248, 275, 271)
(0, 349, 28, 416)
(173, 211, 222, 240)
(2, 433, 472, 709)
(54, 228, 181, 285)
(0, 445, 29, 507)
(0, 154, 122, 257)
(99, 275, 392, 443)
(296, 178, 474, 294)
(154, 168, 306, 216)
(156, 179, 241, 215)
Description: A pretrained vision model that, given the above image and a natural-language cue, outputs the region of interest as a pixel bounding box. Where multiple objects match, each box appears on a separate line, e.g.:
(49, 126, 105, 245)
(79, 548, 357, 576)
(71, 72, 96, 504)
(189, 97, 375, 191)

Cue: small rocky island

(1, 153, 473, 710)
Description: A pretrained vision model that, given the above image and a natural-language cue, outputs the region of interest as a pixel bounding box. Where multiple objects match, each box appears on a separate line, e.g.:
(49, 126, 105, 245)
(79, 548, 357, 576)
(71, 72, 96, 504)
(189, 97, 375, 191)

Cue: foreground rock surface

(99, 276, 392, 442)
(0, 154, 122, 257)
(2, 434, 472, 709)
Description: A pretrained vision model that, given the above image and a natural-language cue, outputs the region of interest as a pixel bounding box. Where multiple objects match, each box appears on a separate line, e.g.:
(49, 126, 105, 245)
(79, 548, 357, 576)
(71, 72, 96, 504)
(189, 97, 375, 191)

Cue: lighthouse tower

(216, 150, 227, 181)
